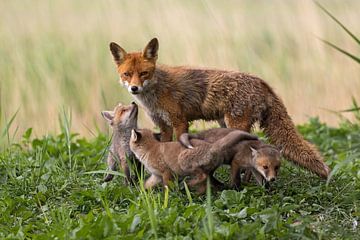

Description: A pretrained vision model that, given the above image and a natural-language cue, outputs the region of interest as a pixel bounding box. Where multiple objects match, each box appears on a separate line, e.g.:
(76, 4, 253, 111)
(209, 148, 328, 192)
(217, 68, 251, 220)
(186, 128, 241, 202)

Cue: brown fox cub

(109, 38, 330, 179)
(101, 102, 139, 183)
(129, 128, 257, 193)
(179, 128, 281, 188)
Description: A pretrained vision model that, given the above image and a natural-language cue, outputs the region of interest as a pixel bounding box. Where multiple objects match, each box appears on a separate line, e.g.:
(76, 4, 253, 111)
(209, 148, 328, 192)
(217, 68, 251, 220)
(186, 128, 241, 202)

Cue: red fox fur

(109, 38, 330, 179)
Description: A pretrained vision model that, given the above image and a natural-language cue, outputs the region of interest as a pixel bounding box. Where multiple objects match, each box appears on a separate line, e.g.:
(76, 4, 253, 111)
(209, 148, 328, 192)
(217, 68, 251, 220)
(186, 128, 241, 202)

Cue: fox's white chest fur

(133, 89, 172, 126)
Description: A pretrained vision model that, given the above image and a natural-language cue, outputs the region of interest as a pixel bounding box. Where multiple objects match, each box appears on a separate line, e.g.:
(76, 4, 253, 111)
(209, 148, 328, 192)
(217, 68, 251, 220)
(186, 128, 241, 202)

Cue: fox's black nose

(131, 101, 136, 105)
(131, 86, 138, 92)
(270, 177, 276, 182)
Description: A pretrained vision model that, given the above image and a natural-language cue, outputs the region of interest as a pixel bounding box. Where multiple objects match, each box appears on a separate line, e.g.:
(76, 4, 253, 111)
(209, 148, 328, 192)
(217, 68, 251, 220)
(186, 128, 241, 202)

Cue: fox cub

(101, 102, 139, 183)
(129, 128, 257, 193)
(109, 38, 330, 179)
(179, 128, 281, 188)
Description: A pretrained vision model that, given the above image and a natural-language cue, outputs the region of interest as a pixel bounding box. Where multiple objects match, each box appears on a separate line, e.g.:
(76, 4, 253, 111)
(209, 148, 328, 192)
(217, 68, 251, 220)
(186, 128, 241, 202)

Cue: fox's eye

(275, 166, 279, 170)
(263, 166, 268, 170)
(140, 71, 149, 77)
(123, 72, 130, 77)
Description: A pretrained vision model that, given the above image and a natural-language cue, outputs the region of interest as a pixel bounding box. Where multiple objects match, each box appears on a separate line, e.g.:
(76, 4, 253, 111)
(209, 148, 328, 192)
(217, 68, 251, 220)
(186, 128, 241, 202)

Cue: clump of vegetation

(1, 116, 359, 239)
(1, 1, 360, 135)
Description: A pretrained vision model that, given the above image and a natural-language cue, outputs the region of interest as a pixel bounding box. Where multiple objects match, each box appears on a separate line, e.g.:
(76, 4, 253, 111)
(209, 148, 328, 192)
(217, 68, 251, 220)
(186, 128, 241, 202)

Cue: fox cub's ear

(109, 42, 127, 65)
(131, 129, 142, 142)
(101, 111, 115, 124)
(250, 147, 258, 158)
(143, 38, 159, 60)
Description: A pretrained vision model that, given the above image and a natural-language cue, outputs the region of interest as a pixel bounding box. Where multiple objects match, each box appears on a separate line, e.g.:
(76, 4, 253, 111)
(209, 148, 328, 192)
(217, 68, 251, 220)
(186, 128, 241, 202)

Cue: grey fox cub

(101, 102, 139, 183)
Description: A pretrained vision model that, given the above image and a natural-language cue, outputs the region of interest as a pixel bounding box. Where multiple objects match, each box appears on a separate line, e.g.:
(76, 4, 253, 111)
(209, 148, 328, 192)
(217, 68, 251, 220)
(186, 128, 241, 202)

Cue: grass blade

(340, 107, 360, 113)
(1, 108, 20, 146)
(59, 107, 73, 170)
(203, 178, 214, 240)
(315, 1, 360, 45)
(183, 181, 193, 204)
(326, 154, 355, 187)
(83, 170, 126, 178)
(1, 108, 20, 138)
(320, 39, 360, 64)
(163, 185, 169, 209)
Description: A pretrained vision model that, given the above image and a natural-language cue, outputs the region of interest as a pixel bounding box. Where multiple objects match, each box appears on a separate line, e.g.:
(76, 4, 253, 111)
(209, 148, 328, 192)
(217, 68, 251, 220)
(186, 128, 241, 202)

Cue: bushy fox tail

(260, 98, 331, 179)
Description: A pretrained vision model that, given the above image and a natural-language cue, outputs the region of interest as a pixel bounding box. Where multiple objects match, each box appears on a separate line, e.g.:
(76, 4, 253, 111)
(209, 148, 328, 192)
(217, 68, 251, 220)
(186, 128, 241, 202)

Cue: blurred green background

(0, 0, 359, 138)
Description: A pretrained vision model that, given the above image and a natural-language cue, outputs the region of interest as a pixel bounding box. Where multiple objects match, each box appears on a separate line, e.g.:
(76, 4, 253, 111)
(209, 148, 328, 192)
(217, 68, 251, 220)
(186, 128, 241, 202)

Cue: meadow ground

(1, 118, 360, 239)
(1, 0, 360, 137)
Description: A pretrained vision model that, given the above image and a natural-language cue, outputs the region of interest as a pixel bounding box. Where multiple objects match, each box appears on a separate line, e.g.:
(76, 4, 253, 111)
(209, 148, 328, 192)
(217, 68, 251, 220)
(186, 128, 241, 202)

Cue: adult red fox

(109, 38, 330, 179)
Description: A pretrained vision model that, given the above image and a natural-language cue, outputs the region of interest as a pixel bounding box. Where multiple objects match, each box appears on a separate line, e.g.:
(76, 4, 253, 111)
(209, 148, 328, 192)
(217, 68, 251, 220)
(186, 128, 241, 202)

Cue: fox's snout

(128, 85, 143, 94)
(118, 78, 144, 94)
(127, 79, 151, 94)
(257, 167, 278, 184)
(264, 171, 277, 183)
(268, 176, 276, 182)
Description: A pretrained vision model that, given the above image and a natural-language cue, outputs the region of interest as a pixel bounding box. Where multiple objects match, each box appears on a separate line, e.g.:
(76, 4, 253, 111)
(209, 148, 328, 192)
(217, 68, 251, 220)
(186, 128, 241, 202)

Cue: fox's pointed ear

(250, 147, 258, 158)
(143, 38, 159, 60)
(101, 111, 114, 123)
(109, 42, 127, 65)
(131, 129, 142, 142)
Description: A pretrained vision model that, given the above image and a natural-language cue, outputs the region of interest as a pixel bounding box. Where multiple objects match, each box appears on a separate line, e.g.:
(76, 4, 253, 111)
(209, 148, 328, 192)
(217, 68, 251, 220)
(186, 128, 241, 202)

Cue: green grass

(1, 0, 360, 137)
(1, 118, 360, 239)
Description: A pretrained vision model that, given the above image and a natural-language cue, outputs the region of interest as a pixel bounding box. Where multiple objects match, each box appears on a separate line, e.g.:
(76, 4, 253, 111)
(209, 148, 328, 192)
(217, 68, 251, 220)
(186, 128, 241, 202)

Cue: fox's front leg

(230, 163, 241, 189)
(144, 174, 162, 189)
(158, 120, 173, 142)
(119, 156, 131, 185)
(104, 151, 117, 182)
(173, 119, 189, 140)
(161, 170, 173, 187)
